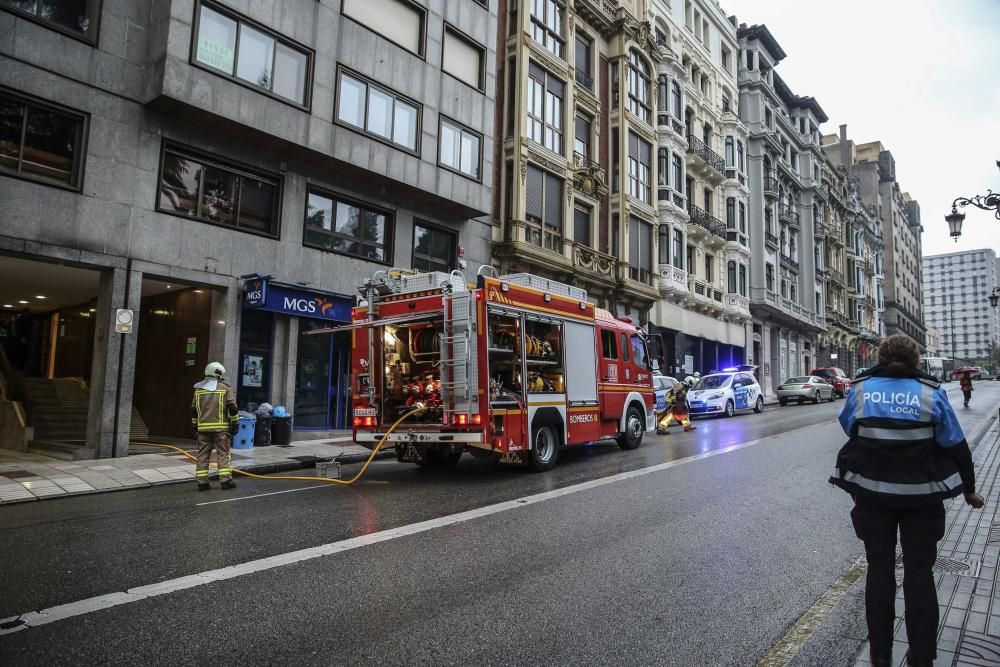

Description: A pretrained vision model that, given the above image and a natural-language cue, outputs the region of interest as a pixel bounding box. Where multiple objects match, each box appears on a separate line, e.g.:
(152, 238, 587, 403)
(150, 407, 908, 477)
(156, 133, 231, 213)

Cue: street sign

(114, 309, 134, 334)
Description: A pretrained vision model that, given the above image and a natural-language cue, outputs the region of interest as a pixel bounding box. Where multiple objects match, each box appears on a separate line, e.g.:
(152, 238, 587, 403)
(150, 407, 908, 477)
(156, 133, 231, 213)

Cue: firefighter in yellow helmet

(191, 362, 239, 490)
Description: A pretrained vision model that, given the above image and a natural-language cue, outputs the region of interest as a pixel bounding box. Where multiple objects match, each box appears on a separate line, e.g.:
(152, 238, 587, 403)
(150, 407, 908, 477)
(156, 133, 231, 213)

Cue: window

(439, 117, 481, 180)
(673, 230, 684, 270)
(575, 35, 592, 89)
(194, 3, 311, 106)
(337, 69, 419, 152)
(158, 145, 279, 236)
(672, 154, 683, 195)
(737, 140, 744, 172)
(631, 334, 649, 370)
(726, 197, 735, 228)
(574, 206, 591, 247)
(525, 164, 563, 251)
(1, 0, 100, 42)
(725, 136, 734, 166)
(621, 333, 630, 362)
(304, 189, 392, 261)
(739, 264, 747, 296)
(0, 88, 87, 190)
(574, 114, 591, 160)
(527, 62, 564, 154)
(442, 27, 484, 90)
(627, 50, 651, 123)
(705, 254, 714, 282)
(412, 222, 455, 273)
(738, 202, 746, 233)
(627, 131, 651, 204)
(671, 80, 682, 119)
(342, 0, 424, 56)
(601, 329, 618, 360)
(686, 245, 695, 275)
(766, 263, 774, 291)
(790, 283, 797, 302)
(658, 148, 668, 188)
(721, 46, 731, 72)
(530, 0, 564, 58)
(727, 261, 737, 293)
(628, 216, 653, 285)
(722, 95, 731, 113)
(780, 279, 787, 298)
(658, 224, 669, 265)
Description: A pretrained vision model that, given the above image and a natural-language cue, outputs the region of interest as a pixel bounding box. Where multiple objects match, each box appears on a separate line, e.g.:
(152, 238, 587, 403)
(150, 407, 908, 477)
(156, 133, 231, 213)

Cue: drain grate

(894, 555, 981, 577)
(987, 522, 1000, 544)
(957, 632, 1000, 666)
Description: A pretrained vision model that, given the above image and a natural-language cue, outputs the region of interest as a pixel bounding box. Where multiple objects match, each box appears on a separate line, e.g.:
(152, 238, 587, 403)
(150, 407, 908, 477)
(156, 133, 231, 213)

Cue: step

(28, 441, 97, 461)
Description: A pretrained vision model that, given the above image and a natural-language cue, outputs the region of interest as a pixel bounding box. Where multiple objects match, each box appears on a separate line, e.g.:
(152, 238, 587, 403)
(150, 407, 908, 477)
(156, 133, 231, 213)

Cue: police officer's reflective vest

(191, 379, 238, 433)
(829, 369, 968, 507)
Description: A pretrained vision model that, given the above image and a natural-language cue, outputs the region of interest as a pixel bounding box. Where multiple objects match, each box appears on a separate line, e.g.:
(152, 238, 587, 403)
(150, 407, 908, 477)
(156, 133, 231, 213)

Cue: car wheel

(813, 393, 821, 405)
(779, 398, 787, 406)
(724, 400, 735, 418)
(828, 389, 835, 403)
(617, 405, 645, 451)
(754, 396, 764, 413)
(528, 425, 559, 472)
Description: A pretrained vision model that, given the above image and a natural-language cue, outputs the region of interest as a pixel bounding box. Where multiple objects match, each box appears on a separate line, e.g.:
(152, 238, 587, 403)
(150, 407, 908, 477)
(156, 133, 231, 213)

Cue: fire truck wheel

(617, 405, 644, 450)
(528, 425, 559, 472)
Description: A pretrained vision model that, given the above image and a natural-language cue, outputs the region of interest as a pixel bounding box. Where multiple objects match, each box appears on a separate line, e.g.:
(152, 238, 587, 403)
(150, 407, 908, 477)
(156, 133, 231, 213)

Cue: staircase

(23, 377, 149, 460)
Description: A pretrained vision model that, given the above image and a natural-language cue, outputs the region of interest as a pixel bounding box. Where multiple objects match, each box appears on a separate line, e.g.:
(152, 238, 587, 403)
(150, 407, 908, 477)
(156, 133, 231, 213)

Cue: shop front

(240, 277, 354, 433)
(647, 324, 745, 379)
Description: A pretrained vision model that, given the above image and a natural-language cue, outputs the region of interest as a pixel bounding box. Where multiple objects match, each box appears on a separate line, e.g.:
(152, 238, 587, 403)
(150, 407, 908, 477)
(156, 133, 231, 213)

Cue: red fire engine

(331, 268, 654, 472)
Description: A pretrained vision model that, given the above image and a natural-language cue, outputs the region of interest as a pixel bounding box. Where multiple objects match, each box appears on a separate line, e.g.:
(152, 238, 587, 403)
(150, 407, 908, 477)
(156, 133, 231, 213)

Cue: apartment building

(0, 0, 497, 457)
(823, 126, 926, 351)
(736, 23, 827, 394)
(922, 249, 999, 361)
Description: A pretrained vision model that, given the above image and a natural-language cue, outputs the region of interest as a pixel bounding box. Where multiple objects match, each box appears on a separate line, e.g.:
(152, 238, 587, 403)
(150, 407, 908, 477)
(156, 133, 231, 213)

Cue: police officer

(191, 362, 239, 490)
(830, 335, 984, 667)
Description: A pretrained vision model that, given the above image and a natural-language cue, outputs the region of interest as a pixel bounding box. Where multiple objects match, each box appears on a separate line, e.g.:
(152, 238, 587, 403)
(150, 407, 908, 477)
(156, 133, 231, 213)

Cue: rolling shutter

(525, 165, 543, 221)
(342, 0, 423, 55)
(443, 30, 482, 89)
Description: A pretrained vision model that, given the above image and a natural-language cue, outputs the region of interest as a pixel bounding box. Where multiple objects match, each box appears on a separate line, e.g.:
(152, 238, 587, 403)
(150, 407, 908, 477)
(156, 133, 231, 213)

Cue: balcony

(687, 204, 727, 242)
(658, 265, 689, 299)
(814, 218, 827, 236)
(828, 267, 844, 285)
(572, 243, 617, 283)
(686, 135, 725, 180)
(575, 69, 594, 92)
(778, 204, 800, 228)
(780, 253, 800, 272)
(574, 0, 620, 34)
(724, 294, 751, 321)
(763, 175, 779, 199)
(815, 266, 828, 280)
(765, 231, 779, 250)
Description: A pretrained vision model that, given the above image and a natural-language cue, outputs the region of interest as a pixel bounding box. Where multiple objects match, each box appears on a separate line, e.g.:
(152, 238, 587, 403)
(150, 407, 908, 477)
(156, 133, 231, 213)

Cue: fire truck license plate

(353, 408, 378, 417)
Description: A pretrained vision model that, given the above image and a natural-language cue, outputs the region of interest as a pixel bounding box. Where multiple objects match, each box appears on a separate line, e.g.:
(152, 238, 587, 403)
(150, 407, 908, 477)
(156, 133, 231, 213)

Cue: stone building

(0, 0, 497, 456)
(736, 23, 827, 394)
(922, 249, 999, 361)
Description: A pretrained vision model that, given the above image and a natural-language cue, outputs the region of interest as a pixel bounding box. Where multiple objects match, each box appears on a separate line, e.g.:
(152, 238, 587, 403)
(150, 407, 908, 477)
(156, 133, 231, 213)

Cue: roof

(736, 24, 786, 62)
(773, 73, 829, 123)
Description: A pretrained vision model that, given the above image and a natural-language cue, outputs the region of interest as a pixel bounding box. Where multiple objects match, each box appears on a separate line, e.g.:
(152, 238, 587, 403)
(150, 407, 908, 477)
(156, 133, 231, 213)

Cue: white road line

(196, 484, 333, 506)
(0, 422, 827, 636)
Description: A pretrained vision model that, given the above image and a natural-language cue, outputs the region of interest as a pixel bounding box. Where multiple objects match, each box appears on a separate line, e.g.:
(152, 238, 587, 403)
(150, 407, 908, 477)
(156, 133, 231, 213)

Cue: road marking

(756, 556, 867, 667)
(196, 484, 333, 506)
(0, 421, 828, 636)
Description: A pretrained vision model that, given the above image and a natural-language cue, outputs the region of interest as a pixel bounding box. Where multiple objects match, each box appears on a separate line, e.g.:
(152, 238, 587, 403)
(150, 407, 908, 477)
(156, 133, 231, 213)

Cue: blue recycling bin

(234, 415, 256, 449)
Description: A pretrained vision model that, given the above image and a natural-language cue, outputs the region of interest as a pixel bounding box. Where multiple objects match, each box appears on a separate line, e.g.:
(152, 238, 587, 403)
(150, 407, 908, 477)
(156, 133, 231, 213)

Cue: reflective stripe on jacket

(828, 366, 970, 507)
(191, 379, 238, 432)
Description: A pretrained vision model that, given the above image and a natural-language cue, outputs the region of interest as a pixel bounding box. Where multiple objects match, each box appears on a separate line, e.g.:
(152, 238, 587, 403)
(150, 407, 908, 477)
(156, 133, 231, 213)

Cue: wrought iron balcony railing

(685, 135, 725, 176)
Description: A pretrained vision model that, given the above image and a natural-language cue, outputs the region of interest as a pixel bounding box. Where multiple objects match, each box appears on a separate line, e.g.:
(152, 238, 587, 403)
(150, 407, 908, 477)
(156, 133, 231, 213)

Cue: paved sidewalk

(0, 433, 385, 505)
(854, 407, 1000, 667)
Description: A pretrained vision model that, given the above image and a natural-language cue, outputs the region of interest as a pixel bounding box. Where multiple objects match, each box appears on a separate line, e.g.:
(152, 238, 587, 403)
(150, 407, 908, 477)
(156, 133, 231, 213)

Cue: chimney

(839, 124, 847, 141)
(839, 124, 850, 166)
(740, 22, 747, 30)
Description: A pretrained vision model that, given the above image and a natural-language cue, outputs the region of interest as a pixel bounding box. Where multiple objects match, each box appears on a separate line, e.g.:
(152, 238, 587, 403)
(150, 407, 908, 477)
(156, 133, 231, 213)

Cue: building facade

(823, 126, 926, 352)
(922, 249, 999, 362)
(0, 0, 497, 456)
(736, 24, 827, 394)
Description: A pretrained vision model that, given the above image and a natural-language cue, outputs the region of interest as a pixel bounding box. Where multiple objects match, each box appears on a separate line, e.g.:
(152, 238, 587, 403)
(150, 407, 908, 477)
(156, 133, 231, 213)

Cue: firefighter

(830, 335, 984, 667)
(191, 362, 239, 491)
(656, 377, 695, 434)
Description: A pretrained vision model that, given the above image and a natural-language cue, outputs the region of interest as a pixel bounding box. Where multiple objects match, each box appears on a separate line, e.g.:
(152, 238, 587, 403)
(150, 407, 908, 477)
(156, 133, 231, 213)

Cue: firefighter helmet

(205, 362, 226, 379)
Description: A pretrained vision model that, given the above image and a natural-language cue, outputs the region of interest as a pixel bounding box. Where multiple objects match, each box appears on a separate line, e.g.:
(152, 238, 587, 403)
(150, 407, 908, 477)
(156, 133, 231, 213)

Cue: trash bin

(271, 415, 293, 446)
(234, 415, 256, 449)
(254, 416, 272, 447)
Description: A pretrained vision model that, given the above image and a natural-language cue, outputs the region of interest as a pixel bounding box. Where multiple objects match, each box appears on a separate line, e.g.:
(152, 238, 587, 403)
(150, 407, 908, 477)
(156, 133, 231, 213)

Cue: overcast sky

(729, 0, 1000, 259)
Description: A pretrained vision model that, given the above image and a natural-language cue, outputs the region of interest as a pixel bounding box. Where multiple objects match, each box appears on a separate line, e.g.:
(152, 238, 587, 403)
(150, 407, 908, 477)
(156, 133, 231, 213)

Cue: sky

(728, 0, 1000, 259)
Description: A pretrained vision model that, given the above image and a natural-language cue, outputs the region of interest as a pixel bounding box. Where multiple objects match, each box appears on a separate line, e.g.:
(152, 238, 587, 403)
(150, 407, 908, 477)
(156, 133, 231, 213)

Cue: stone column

(208, 285, 239, 381)
(268, 316, 299, 409)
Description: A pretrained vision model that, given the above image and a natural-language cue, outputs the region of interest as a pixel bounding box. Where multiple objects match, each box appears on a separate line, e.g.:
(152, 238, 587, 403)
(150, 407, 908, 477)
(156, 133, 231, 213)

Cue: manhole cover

(957, 632, 1000, 666)
(987, 523, 1000, 544)
(894, 555, 981, 577)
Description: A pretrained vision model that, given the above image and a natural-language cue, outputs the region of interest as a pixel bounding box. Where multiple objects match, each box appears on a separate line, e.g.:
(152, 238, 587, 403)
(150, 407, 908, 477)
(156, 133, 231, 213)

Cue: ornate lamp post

(946, 161, 1000, 241)
(990, 287, 1000, 310)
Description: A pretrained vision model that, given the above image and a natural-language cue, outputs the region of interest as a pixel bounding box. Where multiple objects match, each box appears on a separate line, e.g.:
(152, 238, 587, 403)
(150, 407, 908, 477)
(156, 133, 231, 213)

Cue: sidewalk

(0, 433, 389, 505)
(854, 405, 1000, 667)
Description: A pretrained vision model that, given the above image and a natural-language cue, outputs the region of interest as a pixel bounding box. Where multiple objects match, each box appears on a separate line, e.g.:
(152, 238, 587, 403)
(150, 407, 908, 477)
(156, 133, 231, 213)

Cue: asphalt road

(1, 383, 997, 665)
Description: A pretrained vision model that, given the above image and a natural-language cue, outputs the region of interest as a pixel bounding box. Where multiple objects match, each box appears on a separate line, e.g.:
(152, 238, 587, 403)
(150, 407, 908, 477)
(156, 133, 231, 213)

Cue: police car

(653, 374, 680, 412)
(687, 368, 765, 418)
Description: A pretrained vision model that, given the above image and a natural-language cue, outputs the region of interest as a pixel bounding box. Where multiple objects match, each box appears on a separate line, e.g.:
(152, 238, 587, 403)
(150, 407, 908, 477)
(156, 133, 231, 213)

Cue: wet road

(1, 384, 997, 665)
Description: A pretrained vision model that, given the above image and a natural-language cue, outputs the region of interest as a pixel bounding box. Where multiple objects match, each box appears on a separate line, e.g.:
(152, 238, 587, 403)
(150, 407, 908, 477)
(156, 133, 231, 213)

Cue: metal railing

(575, 69, 593, 91)
(688, 204, 727, 240)
(686, 135, 725, 175)
(765, 231, 778, 248)
(573, 151, 598, 170)
(780, 253, 800, 272)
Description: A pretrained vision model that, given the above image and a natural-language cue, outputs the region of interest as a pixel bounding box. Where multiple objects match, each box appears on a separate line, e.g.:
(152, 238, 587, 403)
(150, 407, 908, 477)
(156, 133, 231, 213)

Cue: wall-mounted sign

(243, 278, 352, 322)
(683, 354, 694, 374)
(115, 309, 134, 334)
(186, 337, 197, 354)
(242, 354, 264, 388)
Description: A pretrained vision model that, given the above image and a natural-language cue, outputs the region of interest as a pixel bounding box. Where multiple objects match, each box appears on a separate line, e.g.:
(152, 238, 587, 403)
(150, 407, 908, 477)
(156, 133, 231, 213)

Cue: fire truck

(331, 267, 655, 472)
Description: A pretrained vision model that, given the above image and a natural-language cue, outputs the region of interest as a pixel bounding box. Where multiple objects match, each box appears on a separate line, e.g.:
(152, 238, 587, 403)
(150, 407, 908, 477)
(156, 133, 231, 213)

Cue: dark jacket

(829, 364, 975, 507)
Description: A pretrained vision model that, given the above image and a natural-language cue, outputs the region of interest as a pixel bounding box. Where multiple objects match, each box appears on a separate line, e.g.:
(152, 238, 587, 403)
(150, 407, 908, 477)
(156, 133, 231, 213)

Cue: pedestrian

(960, 372, 973, 408)
(191, 362, 239, 490)
(656, 377, 695, 434)
(829, 335, 984, 667)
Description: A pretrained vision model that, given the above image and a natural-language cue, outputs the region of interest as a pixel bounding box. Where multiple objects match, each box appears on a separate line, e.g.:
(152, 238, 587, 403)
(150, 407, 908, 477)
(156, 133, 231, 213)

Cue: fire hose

(132, 406, 428, 486)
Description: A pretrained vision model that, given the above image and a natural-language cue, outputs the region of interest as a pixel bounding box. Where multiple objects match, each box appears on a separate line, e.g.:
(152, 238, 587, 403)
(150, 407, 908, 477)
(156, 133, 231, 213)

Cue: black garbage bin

(271, 415, 293, 446)
(254, 416, 272, 447)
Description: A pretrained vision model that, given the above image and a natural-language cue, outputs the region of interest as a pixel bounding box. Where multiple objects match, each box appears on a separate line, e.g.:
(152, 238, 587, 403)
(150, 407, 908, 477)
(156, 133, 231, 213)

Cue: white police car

(687, 369, 765, 418)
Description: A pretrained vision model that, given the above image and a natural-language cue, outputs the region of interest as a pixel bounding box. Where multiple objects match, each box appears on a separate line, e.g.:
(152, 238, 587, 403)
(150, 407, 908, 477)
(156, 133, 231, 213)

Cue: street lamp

(946, 161, 1000, 241)
(990, 287, 1000, 310)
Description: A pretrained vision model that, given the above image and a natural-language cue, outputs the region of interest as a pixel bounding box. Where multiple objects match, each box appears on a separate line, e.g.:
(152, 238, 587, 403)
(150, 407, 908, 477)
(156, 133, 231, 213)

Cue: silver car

(776, 376, 836, 405)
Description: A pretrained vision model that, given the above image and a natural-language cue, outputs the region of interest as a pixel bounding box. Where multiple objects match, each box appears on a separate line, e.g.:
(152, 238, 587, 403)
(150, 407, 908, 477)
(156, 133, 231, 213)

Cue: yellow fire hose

(132, 406, 428, 486)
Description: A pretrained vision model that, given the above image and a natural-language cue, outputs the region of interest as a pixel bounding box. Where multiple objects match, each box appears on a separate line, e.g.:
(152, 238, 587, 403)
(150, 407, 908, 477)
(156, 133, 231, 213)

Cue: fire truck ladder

(440, 274, 474, 424)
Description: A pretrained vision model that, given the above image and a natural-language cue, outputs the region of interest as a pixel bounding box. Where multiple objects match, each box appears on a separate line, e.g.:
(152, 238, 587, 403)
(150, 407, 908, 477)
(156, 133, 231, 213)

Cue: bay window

(627, 131, 651, 204)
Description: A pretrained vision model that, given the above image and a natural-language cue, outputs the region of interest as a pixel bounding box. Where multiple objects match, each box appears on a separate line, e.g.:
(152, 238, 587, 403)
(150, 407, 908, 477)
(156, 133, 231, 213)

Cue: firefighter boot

(197, 482, 211, 491)
(221, 479, 236, 490)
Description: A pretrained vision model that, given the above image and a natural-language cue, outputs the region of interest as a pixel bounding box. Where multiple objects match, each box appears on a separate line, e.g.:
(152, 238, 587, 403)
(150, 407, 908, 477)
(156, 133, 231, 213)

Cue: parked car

(810, 367, 851, 397)
(688, 371, 765, 418)
(776, 376, 836, 405)
(653, 375, 680, 412)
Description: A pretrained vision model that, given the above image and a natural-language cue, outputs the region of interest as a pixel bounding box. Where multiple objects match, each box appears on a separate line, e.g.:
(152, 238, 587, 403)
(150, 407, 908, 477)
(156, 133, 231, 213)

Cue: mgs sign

(243, 278, 352, 323)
